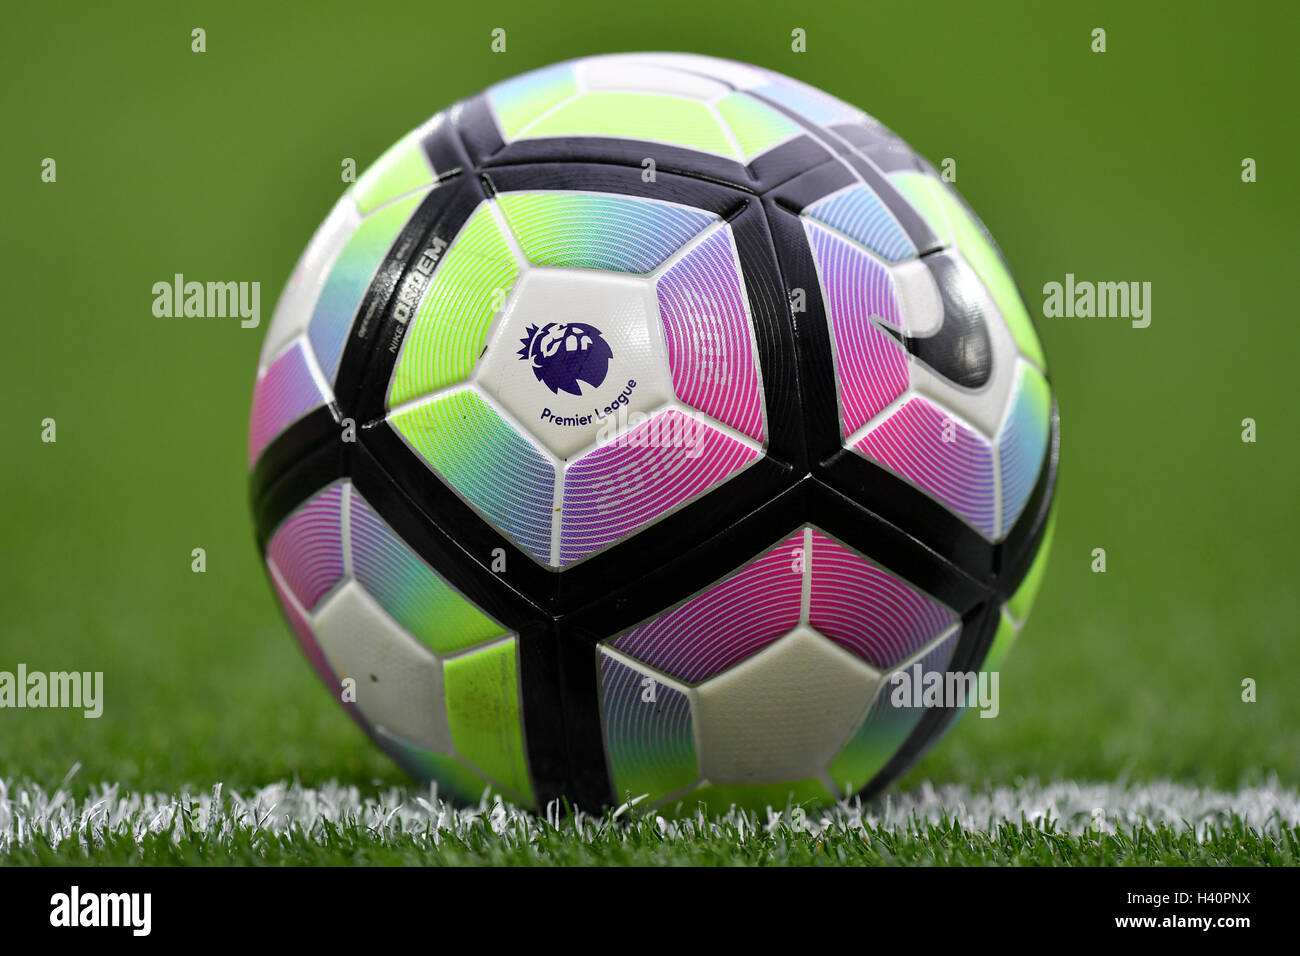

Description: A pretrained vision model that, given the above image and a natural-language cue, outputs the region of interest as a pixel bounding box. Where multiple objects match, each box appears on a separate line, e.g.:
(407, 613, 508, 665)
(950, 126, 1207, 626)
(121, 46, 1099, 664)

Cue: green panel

(683, 778, 834, 816)
(1007, 506, 1057, 625)
(387, 204, 519, 407)
(490, 65, 579, 140)
(716, 91, 802, 160)
(387, 389, 555, 562)
(982, 610, 1019, 676)
(352, 129, 436, 216)
(932, 182, 1047, 369)
(890, 171, 954, 247)
(600, 653, 699, 808)
(417, 603, 505, 657)
(496, 190, 715, 273)
(419, 598, 505, 657)
(444, 639, 535, 807)
(520, 91, 734, 158)
(351, 535, 507, 656)
(382, 734, 496, 805)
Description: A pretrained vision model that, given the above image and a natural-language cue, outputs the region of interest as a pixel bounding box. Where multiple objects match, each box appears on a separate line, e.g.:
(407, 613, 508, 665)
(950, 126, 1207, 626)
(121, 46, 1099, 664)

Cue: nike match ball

(248, 53, 1058, 813)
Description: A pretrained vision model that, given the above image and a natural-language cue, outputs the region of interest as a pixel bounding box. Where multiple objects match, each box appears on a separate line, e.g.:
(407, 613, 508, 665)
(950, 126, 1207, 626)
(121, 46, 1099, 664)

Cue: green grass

(15, 819, 1297, 868)
(8, 803, 1297, 867)
(5, 778, 1297, 865)
(1, 0, 1298, 867)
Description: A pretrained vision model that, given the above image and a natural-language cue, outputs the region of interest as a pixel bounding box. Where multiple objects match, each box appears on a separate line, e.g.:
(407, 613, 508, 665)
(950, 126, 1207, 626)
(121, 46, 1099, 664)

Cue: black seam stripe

(458, 90, 840, 198)
(741, 88, 944, 254)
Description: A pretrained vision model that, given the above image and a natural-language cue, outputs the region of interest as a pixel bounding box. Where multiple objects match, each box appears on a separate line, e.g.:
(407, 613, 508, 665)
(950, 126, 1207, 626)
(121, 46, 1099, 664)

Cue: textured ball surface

(249, 53, 1058, 813)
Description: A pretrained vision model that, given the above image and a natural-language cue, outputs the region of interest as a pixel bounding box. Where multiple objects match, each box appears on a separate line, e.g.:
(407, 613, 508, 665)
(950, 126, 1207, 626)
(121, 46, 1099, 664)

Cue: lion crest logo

(517, 322, 614, 396)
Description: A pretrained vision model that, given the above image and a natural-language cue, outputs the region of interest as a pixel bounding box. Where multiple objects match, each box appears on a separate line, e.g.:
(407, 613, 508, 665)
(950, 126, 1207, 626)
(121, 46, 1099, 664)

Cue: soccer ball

(248, 53, 1058, 813)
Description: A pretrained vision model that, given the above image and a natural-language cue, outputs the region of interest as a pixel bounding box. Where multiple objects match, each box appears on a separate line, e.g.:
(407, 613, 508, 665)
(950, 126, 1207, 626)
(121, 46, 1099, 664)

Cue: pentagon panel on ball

(249, 52, 1059, 814)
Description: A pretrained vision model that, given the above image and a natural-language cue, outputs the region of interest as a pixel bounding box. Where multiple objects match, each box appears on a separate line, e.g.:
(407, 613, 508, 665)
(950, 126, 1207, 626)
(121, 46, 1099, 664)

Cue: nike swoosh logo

(882, 249, 992, 389)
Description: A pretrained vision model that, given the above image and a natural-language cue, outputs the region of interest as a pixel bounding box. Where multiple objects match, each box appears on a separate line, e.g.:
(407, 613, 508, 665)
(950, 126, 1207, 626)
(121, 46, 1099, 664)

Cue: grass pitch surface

(5, 776, 1299, 866)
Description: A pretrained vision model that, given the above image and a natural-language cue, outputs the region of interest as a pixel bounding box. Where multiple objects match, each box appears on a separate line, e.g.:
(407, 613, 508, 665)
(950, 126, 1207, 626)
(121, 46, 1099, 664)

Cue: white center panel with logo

(476, 267, 672, 461)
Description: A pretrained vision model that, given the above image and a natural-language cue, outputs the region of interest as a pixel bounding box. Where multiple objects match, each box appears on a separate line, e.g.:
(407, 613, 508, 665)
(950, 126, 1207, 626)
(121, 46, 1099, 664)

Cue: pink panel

(806, 223, 909, 436)
(560, 410, 757, 565)
(656, 229, 764, 442)
(265, 483, 345, 611)
(269, 563, 337, 690)
(854, 397, 996, 536)
(609, 532, 804, 684)
(808, 529, 955, 670)
(248, 340, 329, 467)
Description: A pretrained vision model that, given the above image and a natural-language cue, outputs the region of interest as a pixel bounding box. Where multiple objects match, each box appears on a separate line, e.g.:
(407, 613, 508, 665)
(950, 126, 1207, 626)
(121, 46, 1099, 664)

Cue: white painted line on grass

(2, 775, 1297, 851)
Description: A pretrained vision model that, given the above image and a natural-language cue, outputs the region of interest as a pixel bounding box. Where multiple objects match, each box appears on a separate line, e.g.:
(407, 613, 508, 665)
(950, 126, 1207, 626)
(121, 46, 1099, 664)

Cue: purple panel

(599, 653, 698, 800)
(265, 483, 345, 611)
(805, 185, 916, 263)
(808, 530, 955, 670)
(806, 223, 910, 436)
(268, 562, 369, 732)
(807, 221, 902, 327)
(248, 340, 328, 467)
(560, 410, 757, 565)
(609, 532, 804, 684)
(269, 564, 337, 691)
(656, 229, 764, 442)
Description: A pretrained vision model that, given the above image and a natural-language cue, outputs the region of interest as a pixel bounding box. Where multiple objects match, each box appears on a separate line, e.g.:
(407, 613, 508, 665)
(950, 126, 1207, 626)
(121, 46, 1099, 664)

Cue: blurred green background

(2, 0, 1296, 795)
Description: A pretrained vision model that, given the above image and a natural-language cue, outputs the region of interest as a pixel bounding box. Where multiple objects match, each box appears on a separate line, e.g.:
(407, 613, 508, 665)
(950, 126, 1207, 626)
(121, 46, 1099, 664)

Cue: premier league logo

(517, 322, 614, 396)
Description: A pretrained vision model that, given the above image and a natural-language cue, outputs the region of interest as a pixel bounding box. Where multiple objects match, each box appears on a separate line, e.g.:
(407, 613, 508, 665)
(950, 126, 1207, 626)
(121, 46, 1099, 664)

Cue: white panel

(693, 626, 880, 784)
(258, 193, 361, 372)
(312, 581, 452, 753)
(626, 53, 769, 91)
(475, 266, 671, 460)
(891, 258, 943, 337)
(578, 57, 731, 101)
